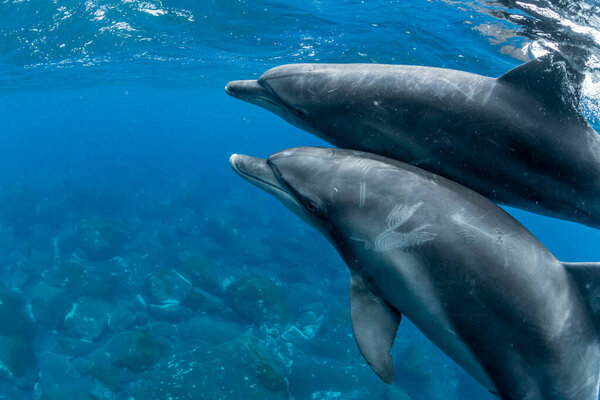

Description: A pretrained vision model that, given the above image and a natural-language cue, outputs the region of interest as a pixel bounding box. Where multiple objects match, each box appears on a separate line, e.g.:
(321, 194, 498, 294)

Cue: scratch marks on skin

(385, 203, 422, 229)
(344, 157, 436, 251)
(347, 157, 376, 209)
(452, 214, 514, 269)
(374, 203, 436, 252)
(494, 228, 513, 270)
(359, 181, 366, 208)
(347, 157, 397, 209)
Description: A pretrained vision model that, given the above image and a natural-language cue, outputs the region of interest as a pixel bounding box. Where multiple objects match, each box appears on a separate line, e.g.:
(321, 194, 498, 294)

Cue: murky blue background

(1, 0, 600, 399)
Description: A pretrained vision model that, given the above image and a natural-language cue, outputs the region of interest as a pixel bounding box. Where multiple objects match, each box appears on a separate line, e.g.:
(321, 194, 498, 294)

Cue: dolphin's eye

(306, 200, 319, 214)
(293, 108, 307, 119)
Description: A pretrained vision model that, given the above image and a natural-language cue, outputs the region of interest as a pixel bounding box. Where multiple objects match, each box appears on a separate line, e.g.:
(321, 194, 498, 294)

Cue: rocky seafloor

(0, 180, 486, 400)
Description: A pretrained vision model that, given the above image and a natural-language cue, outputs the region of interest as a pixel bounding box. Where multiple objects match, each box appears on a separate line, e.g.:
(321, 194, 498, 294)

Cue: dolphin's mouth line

(252, 96, 278, 107)
(225, 88, 277, 107)
(230, 155, 297, 204)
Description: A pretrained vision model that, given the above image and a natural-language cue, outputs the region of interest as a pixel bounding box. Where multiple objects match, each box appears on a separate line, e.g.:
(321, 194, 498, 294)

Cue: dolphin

(225, 53, 600, 229)
(230, 146, 600, 400)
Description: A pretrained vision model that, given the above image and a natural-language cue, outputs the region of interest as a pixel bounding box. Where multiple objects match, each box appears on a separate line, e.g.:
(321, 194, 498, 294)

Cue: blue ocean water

(1, 0, 600, 399)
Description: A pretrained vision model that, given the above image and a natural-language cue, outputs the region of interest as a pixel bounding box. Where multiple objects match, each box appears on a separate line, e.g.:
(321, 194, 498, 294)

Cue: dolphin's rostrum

(226, 53, 600, 229)
(230, 147, 600, 400)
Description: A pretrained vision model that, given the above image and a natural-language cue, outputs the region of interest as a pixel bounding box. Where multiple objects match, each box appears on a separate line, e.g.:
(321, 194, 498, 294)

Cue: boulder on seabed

(180, 286, 225, 314)
(142, 269, 192, 306)
(49, 258, 131, 301)
(287, 353, 390, 400)
(37, 351, 87, 394)
(106, 331, 164, 371)
(135, 333, 289, 400)
(0, 285, 34, 338)
(397, 340, 461, 400)
(0, 335, 36, 389)
(63, 297, 110, 341)
(281, 303, 324, 346)
(58, 336, 97, 359)
(178, 315, 243, 345)
(149, 321, 177, 338)
(40, 390, 99, 400)
(0, 285, 36, 389)
(76, 216, 126, 261)
(88, 351, 124, 392)
(176, 252, 227, 294)
(107, 304, 136, 333)
(31, 282, 72, 330)
(225, 274, 290, 324)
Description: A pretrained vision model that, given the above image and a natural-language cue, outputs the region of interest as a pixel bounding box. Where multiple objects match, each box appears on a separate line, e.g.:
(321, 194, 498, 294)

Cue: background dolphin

(225, 53, 600, 229)
(230, 147, 600, 400)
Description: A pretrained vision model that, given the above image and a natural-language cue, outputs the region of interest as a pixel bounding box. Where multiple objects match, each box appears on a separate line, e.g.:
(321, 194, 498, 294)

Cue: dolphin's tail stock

(563, 262, 600, 330)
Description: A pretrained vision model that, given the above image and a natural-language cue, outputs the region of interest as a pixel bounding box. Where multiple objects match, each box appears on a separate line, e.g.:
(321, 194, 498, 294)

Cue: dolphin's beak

(225, 80, 279, 107)
(229, 154, 285, 197)
(230, 153, 305, 216)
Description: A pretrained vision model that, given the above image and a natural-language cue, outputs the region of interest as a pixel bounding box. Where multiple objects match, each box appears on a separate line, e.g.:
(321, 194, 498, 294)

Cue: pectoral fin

(350, 275, 401, 384)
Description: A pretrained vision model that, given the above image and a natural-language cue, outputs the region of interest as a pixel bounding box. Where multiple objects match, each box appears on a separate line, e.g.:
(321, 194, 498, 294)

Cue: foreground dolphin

(225, 53, 600, 229)
(230, 147, 600, 400)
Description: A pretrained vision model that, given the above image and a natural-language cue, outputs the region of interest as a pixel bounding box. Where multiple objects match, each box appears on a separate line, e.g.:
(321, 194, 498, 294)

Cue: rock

(107, 305, 136, 333)
(37, 352, 84, 394)
(89, 352, 123, 391)
(48, 259, 129, 301)
(282, 304, 324, 346)
(225, 275, 289, 324)
(143, 269, 192, 306)
(63, 297, 109, 340)
(177, 253, 227, 294)
(0, 287, 36, 388)
(58, 337, 96, 358)
(47, 261, 85, 295)
(133, 310, 150, 326)
(76, 216, 126, 260)
(397, 339, 462, 400)
(40, 391, 99, 400)
(287, 354, 383, 400)
(31, 282, 72, 329)
(106, 332, 164, 371)
(134, 335, 289, 400)
(0, 335, 36, 389)
(148, 303, 191, 322)
(179, 316, 243, 345)
(0, 285, 34, 338)
(79, 272, 125, 300)
(20, 247, 52, 279)
(305, 307, 355, 362)
(149, 321, 177, 338)
(180, 287, 225, 314)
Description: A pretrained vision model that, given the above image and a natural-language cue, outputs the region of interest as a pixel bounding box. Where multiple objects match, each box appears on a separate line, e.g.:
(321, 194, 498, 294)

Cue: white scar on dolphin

(374, 203, 436, 252)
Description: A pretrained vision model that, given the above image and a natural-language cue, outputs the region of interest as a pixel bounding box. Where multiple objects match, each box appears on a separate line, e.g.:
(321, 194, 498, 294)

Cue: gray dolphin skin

(230, 147, 600, 400)
(225, 53, 600, 229)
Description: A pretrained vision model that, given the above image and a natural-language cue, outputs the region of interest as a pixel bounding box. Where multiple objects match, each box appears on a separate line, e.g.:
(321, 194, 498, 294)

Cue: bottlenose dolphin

(225, 53, 600, 229)
(230, 147, 600, 400)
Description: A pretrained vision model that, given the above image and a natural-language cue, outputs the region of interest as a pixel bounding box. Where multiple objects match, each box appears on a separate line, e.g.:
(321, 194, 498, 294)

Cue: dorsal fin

(563, 262, 600, 330)
(498, 52, 585, 119)
(349, 274, 401, 384)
